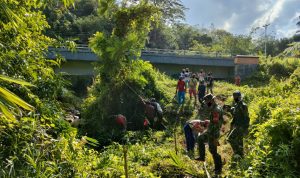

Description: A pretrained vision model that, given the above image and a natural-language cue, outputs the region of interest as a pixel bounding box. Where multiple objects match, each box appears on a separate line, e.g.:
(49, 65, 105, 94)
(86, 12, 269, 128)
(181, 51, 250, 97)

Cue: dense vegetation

(0, 0, 300, 177)
(43, 0, 300, 57)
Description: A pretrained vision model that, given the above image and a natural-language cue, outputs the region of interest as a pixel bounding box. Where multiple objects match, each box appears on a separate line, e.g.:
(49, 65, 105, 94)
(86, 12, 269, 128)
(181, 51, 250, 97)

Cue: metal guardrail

(142, 48, 233, 58)
(52, 45, 234, 58)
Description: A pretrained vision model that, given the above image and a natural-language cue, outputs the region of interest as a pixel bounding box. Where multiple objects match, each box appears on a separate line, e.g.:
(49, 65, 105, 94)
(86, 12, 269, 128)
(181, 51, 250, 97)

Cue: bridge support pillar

(234, 56, 259, 78)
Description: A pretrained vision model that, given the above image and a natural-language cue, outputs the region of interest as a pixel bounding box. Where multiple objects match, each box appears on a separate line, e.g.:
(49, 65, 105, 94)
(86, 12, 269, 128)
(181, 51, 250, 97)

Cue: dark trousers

(198, 93, 205, 104)
(228, 127, 245, 157)
(198, 133, 222, 173)
(184, 124, 195, 152)
(206, 85, 213, 94)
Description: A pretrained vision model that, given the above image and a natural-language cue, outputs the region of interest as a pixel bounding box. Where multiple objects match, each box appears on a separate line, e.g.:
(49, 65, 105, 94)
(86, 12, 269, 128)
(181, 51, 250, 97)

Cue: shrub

(81, 60, 175, 145)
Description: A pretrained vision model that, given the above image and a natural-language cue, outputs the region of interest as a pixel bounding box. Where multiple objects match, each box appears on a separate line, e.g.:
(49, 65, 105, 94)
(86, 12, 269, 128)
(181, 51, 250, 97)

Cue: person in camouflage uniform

(196, 94, 223, 175)
(227, 91, 250, 158)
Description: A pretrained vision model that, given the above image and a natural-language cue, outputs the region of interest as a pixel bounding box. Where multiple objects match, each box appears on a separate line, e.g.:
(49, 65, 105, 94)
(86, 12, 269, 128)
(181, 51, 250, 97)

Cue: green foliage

(0, 75, 34, 121)
(246, 56, 300, 84)
(44, 0, 114, 44)
(82, 60, 174, 142)
(2, 1, 300, 177)
(82, 1, 166, 142)
(284, 42, 300, 57)
(0, 0, 73, 117)
(253, 37, 293, 57)
(0, 115, 110, 177)
(225, 61, 300, 177)
(147, 24, 178, 49)
(0, 1, 107, 177)
(149, 0, 186, 23)
(290, 66, 300, 86)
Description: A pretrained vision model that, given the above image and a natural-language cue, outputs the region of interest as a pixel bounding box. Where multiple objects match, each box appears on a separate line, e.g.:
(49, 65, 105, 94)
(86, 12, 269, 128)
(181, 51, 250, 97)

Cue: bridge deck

(50, 47, 258, 79)
(48, 47, 235, 67)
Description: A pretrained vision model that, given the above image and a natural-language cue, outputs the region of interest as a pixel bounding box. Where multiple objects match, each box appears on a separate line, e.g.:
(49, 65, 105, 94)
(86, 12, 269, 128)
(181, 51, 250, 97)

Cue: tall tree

(128, 0, 186, 23)
(82, 0, 162, 138)
(151, 0, 186, 23)
(147, 24, 178, 49)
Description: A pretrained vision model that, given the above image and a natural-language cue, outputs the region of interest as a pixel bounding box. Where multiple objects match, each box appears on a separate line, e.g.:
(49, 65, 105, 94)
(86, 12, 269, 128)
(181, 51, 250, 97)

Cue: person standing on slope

(196, 94, 223, 176)
(189, 73, 198, 105)
(176, 76, 186, 105)
(227, 91, 250, 159)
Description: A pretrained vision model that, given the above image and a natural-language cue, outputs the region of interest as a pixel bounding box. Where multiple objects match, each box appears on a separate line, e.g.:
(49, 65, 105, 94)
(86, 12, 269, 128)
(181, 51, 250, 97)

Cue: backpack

(152, 102, 163, 114)
(145, 103, 155, 119)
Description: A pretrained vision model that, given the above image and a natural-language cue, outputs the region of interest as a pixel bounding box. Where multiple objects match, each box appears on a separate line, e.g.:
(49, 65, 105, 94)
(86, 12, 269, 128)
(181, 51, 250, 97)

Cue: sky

(181, 0, 300, 38)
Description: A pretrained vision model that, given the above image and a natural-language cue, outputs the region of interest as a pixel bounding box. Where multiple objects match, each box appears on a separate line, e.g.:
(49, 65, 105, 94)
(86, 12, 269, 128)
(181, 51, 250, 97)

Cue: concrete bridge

(48, 46, 259, 79)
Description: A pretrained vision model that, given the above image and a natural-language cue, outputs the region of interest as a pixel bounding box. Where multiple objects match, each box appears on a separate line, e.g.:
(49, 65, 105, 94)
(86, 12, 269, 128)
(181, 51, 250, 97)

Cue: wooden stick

(123, 145, 129, 178)
(203, 161, 211, 178)
(174, 126, 178, 155)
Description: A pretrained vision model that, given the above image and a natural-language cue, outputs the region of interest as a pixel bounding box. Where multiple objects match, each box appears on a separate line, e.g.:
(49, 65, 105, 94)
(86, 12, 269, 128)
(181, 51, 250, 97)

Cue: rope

(121, 78, 145, 101)
(121, 77, 176, 108)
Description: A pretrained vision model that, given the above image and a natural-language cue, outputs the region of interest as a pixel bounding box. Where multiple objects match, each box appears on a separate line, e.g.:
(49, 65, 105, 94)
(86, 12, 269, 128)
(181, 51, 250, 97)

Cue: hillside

(1, 1, 300, 177)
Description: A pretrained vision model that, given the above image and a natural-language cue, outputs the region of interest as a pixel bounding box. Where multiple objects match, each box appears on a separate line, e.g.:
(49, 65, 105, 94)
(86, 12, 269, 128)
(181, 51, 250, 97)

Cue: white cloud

(257, 0, 273, 12)
(182, 0, 300, 38)
(223, 21, 231, 31)
(223, 13, 238, 31)
(252, 0, 286, 27)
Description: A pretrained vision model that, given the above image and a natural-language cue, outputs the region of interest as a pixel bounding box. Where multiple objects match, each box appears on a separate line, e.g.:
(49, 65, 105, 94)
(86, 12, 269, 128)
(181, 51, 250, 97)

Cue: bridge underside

(55, 60, 234, 79)
(152, 63, 234, 79)
(55, 61, 95, 76)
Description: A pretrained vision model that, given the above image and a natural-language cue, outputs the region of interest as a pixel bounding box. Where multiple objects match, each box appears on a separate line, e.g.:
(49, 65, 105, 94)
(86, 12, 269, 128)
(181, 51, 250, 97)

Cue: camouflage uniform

(197, 102, 223, 174)
(227, 95, 250, 157)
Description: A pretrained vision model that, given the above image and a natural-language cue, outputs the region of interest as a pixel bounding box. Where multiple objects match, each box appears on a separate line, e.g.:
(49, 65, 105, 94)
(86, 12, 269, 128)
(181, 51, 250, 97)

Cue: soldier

(227, 91, 250, 158)
(196, 94, 223, 175)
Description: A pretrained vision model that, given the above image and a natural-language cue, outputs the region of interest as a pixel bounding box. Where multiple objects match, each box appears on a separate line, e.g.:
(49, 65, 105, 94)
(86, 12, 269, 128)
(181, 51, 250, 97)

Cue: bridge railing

(52, 44, 233, 58)
(142, 48, 233, 58)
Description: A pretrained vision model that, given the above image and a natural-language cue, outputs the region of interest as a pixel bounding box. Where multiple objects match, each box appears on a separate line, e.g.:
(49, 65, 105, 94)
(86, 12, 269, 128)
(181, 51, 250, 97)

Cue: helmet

(233, 90, 242, 98)
(150, 98, 156, 102)
(203, 93, 215, 101)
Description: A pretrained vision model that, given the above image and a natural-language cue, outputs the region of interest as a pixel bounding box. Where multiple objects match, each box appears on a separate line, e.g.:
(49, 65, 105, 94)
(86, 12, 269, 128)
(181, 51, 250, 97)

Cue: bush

(246, 57, 300, 85)
(228, 65, 300, 177)
(81, 60, 175, 145)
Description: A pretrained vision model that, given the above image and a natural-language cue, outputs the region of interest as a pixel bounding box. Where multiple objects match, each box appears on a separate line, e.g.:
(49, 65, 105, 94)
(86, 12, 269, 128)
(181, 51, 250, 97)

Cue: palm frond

(0, 75, 35, 87)
(0, 87, 34, 111)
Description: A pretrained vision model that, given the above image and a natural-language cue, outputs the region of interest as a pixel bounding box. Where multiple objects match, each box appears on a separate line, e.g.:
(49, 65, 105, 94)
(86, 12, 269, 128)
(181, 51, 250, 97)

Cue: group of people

(184, 91, 250, 176)
(111, 68, 249, 176)
(176, 68, 214, 105)
(113, 97, 165, 132)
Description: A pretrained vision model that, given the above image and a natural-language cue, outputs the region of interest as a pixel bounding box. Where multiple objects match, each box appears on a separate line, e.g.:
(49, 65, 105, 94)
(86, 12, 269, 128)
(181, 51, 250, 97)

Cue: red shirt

(177, 80, 186, 92)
